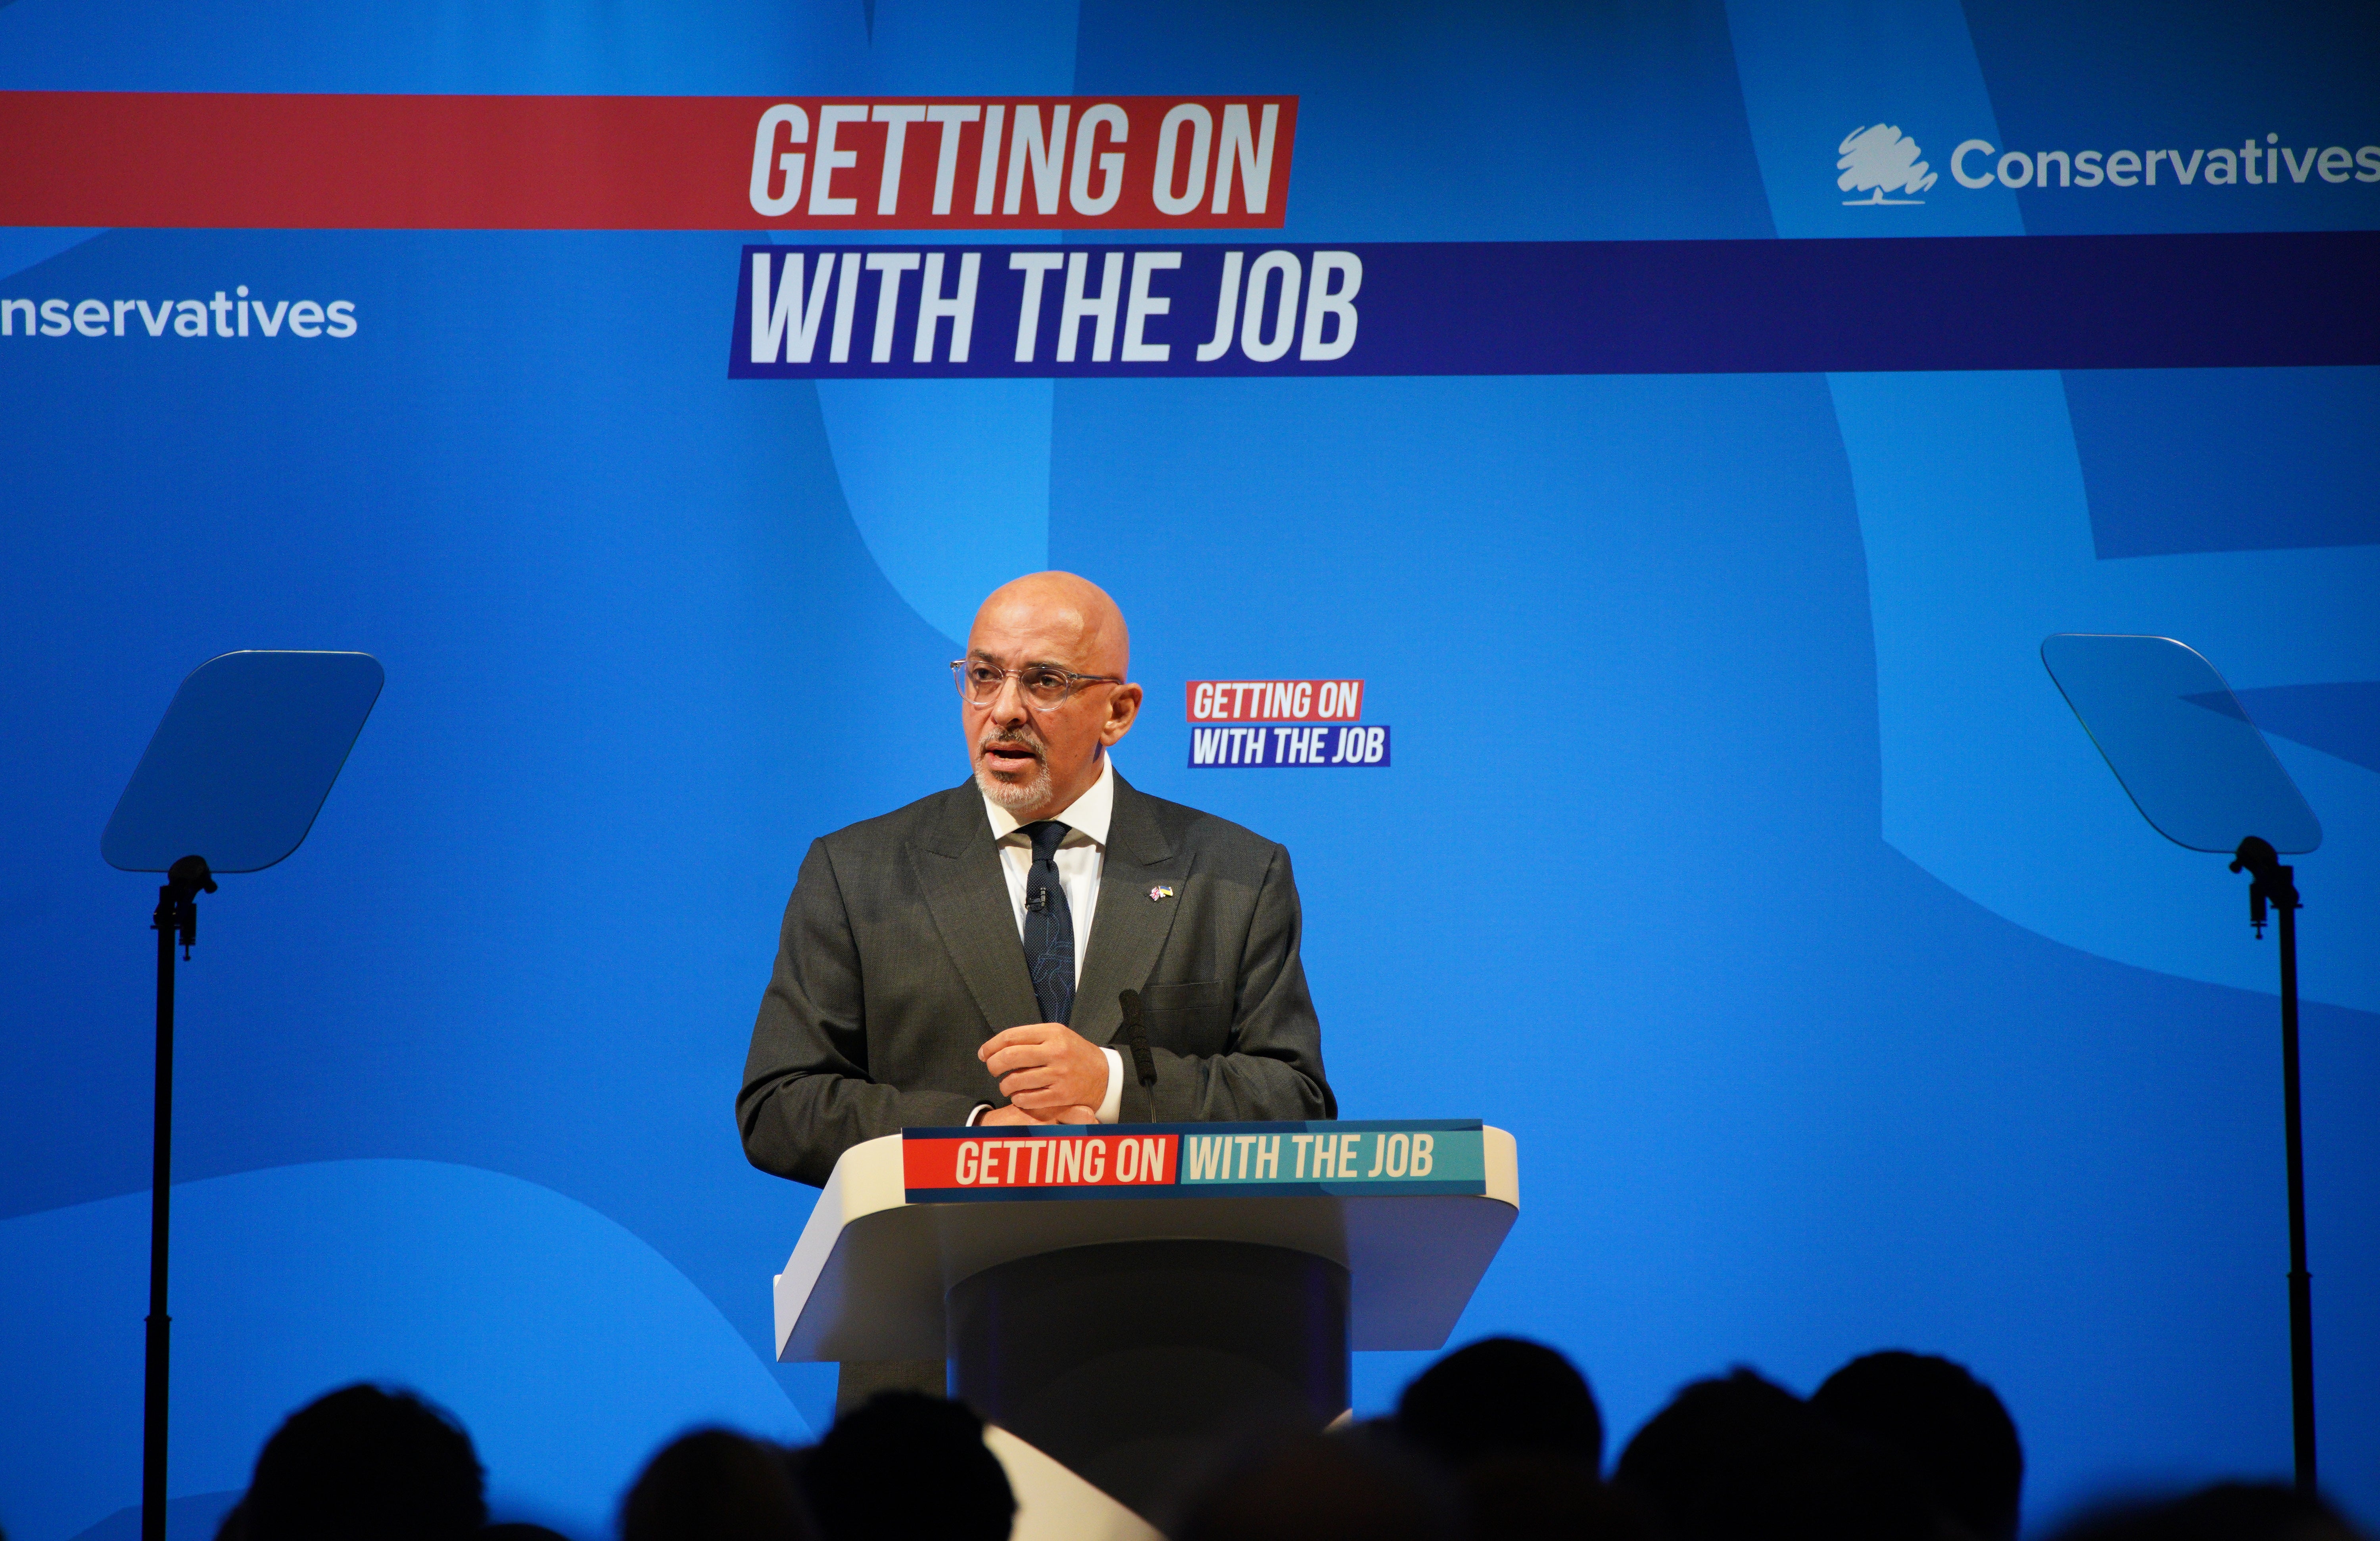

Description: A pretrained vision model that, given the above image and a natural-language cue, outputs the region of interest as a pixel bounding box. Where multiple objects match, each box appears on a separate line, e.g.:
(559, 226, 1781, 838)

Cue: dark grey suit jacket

(738, 771, 1335, 1186)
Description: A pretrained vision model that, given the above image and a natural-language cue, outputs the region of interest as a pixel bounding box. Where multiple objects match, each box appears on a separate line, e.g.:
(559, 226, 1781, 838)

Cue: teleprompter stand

(2044, 633, 2324, 1494)
(103, 650, 383, 1541)
(143, 854, 215, 1539)
(2229, 836, 2315, 1492)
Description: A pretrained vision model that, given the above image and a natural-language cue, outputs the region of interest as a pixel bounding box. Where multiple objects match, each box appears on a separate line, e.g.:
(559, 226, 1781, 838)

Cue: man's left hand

(980, 1022, 1109, 1113)
(979, 1102, 1097, 1126)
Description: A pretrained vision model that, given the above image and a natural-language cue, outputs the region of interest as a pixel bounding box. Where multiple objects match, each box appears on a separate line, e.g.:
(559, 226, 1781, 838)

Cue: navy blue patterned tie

(1020, 819, 1076, 1026)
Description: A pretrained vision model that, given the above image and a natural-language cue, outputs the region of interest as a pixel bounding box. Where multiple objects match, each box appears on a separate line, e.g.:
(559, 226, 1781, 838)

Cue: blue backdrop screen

(3, 2, 2376, 1537)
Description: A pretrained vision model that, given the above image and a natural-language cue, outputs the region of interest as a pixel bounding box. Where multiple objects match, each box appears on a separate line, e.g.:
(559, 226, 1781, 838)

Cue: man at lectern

(738, 571, 1335, 1192)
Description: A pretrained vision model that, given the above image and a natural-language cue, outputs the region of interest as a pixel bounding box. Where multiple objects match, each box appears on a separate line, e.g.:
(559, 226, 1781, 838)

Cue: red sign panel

(0, 93, 1296, 231)
(904, 1133, 1179, 1191)
(1186, 679, 1366, 722)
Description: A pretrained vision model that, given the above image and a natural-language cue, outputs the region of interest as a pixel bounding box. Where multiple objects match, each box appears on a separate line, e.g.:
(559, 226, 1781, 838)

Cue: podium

(774, 1120, 1518, 1524)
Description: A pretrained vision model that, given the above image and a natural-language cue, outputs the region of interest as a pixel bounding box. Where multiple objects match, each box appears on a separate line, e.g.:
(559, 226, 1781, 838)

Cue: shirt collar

(982, 752, 1115, 846)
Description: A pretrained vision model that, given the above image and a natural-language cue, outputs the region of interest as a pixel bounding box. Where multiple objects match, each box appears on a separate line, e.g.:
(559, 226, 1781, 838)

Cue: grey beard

(974, 755, 1051, 811)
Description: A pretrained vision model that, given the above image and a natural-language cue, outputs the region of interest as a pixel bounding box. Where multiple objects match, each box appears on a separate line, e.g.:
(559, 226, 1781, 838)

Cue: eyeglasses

(951, 659, 1125, 709)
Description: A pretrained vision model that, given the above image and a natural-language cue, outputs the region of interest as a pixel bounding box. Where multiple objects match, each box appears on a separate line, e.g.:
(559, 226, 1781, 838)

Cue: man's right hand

(979, 1103, 1098, 1126)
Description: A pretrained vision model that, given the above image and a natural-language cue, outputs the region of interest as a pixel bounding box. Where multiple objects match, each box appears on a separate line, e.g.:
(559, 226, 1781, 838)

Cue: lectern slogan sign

(901, 1118, 1487, 1202)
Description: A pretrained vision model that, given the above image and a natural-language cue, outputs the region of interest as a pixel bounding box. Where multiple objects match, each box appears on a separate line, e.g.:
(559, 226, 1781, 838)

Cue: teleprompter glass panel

(103, 650, 384, 874)
(2042, 633, 2319, 856)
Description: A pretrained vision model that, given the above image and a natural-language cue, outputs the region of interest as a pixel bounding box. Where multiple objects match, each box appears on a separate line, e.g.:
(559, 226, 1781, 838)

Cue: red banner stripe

(0, 92, 1296, 231)
(1186, 679, 1366, 722)
(904, 1133, 1178, 1191)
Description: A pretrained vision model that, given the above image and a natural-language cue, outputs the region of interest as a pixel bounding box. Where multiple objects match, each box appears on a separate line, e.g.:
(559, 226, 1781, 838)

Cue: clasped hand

(977, 1021, 1105, 1125)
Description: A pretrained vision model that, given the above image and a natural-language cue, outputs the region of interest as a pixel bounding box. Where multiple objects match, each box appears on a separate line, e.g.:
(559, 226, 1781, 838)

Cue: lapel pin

(1149, 885, 1176, 902)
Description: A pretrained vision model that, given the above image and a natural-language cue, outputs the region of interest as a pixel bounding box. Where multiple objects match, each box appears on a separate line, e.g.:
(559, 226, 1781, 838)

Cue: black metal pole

(2232, 836, 2314, 1495)
(143, 883, 177, 1541)
(143, 855, 212, 1541)
(2277, 878, 2315, 1496)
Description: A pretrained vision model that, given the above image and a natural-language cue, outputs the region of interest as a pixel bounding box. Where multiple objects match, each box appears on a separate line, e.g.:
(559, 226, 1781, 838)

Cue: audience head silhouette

(1814, 1349, 2024, 1541)
(622, 1428, 815, 1541)
(2044, 1481, 2366, 1541)
(800, 1392, 1013, 1541)
(209, 1346, 2350, 1541)
(1615, 1368, 1933, 1541)
(235, 1383, 485, 1541)
(1457, 1453, 1654, 1541)
(1177, 1429, 1463, 1541)
(1396, 1336, 1604, 1474)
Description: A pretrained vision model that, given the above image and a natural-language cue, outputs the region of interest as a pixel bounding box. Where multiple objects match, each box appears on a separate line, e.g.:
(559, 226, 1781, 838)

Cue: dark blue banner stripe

(729, 232, 2380, 380)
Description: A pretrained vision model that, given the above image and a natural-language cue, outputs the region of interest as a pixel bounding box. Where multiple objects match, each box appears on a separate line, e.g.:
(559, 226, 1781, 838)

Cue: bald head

(969, 571, 1130, 678)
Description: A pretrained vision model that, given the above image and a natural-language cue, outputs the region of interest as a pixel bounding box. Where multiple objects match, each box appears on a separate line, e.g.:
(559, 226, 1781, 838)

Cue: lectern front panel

(772, 1121, 1516, 1363)
(950, 1240, 1351, 1523)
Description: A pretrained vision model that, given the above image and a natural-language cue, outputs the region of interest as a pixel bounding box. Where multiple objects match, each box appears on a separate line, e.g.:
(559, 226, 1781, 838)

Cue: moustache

(978, 728, 1046, 758)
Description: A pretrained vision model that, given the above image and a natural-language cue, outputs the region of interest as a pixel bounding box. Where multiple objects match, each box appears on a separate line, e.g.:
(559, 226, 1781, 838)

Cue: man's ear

(1102, 683, 1144, 745)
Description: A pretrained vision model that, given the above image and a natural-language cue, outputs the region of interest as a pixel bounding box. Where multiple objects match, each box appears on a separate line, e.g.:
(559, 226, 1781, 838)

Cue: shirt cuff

(1096, 1047, 1124, 1124)
(966, 1103, 991, 1126)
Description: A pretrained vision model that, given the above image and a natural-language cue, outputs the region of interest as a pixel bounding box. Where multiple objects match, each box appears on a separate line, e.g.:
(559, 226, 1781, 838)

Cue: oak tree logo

(1837, 124, 1937, 205)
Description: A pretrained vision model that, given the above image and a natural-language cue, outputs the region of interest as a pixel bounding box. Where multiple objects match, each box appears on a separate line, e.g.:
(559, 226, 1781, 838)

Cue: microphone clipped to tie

(1117, 989, 1159, 1093)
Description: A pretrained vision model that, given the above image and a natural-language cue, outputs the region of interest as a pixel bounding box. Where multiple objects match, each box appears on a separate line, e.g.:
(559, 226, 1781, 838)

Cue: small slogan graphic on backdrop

(1188, 679, 1364, 720)
(1188, 723, 1389, 767)
(1184, 678, 1388, 768)
(900, 1120, 1485, 1201)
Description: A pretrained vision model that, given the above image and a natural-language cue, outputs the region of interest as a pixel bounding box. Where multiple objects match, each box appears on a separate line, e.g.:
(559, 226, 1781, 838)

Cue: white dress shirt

(969, 754, 1124, 1124)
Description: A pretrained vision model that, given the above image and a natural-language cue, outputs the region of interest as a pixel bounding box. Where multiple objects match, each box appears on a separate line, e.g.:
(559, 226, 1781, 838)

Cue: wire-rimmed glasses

(950, 659, 1125, 709)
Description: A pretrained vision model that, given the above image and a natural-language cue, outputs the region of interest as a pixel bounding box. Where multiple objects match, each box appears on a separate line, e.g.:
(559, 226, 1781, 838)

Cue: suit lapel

(1075, 775, 1189, 1047)
(910, 783, 1042, 1035)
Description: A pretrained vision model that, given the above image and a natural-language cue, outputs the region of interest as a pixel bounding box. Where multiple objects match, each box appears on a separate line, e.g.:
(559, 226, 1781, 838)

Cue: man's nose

(988, 672, 1031, 724)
